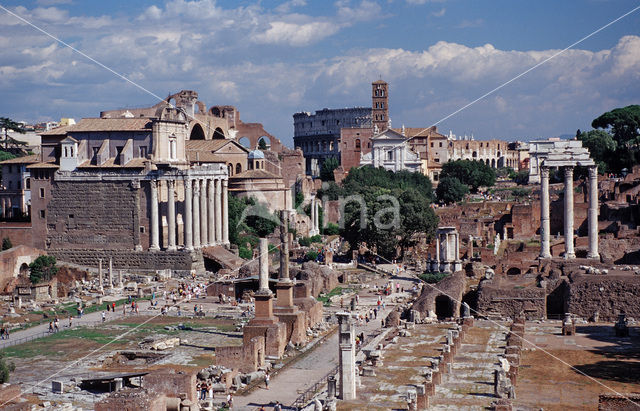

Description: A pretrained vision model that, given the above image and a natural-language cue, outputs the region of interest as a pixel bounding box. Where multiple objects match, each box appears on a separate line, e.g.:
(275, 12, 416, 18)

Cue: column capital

(588, 165, 598, 178)
(540, 166, 550, 178)
(563, 166, 574, 176)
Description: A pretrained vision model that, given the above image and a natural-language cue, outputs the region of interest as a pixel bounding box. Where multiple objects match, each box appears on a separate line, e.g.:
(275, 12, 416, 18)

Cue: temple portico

(532, 141, 598, 260)
(147, 164, 229, 252)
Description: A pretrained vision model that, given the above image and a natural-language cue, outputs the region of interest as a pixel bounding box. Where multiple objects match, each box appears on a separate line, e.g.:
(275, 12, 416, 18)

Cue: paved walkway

(235, 271, 419, 410)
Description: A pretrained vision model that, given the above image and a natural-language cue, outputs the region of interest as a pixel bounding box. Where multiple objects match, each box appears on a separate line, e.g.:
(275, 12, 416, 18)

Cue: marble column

(259, 238, 269, 291)
(435, 235, 440, 263)
(207, 179, 215, 245)
(539, 167, 551, 258)
(564, 166, 575, 259)
(310, 198, 316, 234)
(108, 257, 113, 289)
(184, 178, 193, 251)
(222, 179, 229, 245)
(587, 166, 600, 259)
(279, 210, 290, 281)
(149, 180, 160, 251)
(193, 180, 201, 249)
(215, 179, 222, 243)
(199, 179, 208, 246)
(167, 180, 176, 251)
(314, 198, 319, 233)
(98, 259, 103, 293)
(337, 312, 356, 400)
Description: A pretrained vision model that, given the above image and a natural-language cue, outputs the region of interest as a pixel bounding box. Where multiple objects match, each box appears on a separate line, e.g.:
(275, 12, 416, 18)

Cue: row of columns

(149, 177, 229, 251)
(539, 165, 598, 259)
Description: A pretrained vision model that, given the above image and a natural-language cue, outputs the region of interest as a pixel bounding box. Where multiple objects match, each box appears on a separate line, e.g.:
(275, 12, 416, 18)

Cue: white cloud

(431, 7, 446, 17)
(252, 21, 340, 46)
(275, 0, 307, 14)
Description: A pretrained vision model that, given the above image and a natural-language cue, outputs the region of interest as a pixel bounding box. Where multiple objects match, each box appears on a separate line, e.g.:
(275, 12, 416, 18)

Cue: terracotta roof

(41, 118, 152, 135)
(27, 162, 59, 169)
(372, 79, 387, 84)
(394, 127, 446, 138)
(0, 154, 39, 165)
(185, 139, 249, 163)
(185, 139, 231, 152)
(232, 169, 281, 179)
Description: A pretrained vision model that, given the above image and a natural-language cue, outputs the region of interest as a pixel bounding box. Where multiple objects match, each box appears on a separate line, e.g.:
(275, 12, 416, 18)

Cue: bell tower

(372, 80, 389, 133)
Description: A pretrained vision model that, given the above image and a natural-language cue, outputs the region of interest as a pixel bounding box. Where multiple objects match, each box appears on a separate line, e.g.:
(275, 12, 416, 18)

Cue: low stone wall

(144, 369, 197, 403)
(598, 393, 640, 410)
(0, 223, 33, 248)
(48, 248, 204, 272)
(477, 283, 546, 320)
(567, 274, 640, 321)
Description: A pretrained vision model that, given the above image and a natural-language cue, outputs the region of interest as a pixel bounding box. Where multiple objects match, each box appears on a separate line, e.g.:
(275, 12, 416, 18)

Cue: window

(387, 150, 394, 161)
(139, 146, 147, 158)
(381, 102, 384, 108)
(430, 143, 434, 148)
(25, 178, 30, 189)
(235, 163, 242, 174)
(40, 209, 45, 218)
(355, 139, 361, 150)
(169, 137, 177, 160)
(439, 142, 442, 147)
(40, 187, 45, 198)
(140, 226, 145, 233)
(435, 158, 440, 163)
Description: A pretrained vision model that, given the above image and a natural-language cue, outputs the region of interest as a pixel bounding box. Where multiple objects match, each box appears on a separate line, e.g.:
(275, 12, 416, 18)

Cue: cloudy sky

(0, 0, 639, 146)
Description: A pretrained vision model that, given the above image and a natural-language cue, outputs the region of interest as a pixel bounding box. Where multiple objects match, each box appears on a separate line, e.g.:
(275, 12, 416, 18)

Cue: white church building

(360, 128, 422, 173)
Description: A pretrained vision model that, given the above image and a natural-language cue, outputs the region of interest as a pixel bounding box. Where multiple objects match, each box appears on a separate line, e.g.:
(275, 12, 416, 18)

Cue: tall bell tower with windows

(372, 80, 389, 132)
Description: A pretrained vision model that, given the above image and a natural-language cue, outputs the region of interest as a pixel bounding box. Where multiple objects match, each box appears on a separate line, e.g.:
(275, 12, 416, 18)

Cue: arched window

(235, 163, 242, 174)
(355, 139, 361, 150)
(227, 163, 233, 176)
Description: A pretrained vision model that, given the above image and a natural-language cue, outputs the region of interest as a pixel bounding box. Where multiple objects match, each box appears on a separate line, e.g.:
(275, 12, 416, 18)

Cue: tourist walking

(102, 312, 106, 322)
(265, 372, 270, 390)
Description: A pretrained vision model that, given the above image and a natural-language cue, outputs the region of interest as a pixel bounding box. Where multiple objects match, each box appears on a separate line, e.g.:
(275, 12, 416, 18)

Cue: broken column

(436, 227, 461, 273)
(562, 313, 576, 336)
(242, 238, 287, 358)
(108, 257, 113, 289)
(337, 312, 356, 400)
(274, 210, 307, 344)
(98, 259, 104, 294)
(614, 313, 630, 337)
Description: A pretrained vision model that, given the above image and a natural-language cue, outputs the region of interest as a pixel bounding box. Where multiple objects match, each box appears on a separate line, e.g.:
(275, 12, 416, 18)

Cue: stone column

(167, 180, 176, 251)
(564, 166, 575, 259)
(310, 197, 316, 235)
(149, 180, 160, 251)
(222, 179, 229, 245)
(279, 210, 289, 280)
(184, 178, 193, 251)
(193, 180, 201, 249)
(199, 179, 208, 246)
(337, 312, 356, 400)
(539, 167, 551, 258)
(435, 235, 440, 264)
(207, 179, 215, 245)
(587, 166, 600, 259)
(468, 235, 474, 259)
(98, 259, 103, 293)
(215, 179, 222, 243)
(314, 198, 319, 233)
(108, 257, 113, 289)
(1, 198, 5, 219)
(259, 238, 269, 291)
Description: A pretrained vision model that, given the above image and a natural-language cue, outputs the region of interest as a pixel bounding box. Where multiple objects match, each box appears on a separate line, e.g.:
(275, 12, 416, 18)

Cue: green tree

(397, 190, 438, 256)
(244, 201, 279, 238)
(0, 118, 26, 151)
(258, 138, 267, 150)
(577, 129, 617, 173)
(0, 353, 15, 383)
(227, 195, 252, 246)
(592, 105, 640, 148)
(1, 237, 12, 250)
(436, 176, 469, 204)
(324, 222, 340, 236)
(320, 157, 339, 182)
(294, 191, 304, 209)
(440, 159, 496, 192)
(29, 255, 58, 284)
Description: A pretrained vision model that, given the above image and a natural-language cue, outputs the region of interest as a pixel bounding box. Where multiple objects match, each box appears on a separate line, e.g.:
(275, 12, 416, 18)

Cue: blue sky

(0, 0, 639, 146)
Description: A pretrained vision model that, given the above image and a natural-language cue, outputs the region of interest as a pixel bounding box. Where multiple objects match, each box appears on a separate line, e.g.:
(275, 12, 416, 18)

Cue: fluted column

(167, 180, 176, 251)
(222, 178, 229, 245)
(193, 180, 201, 248)
(199, 179, 208, 246)
(540, 167, 551, 258)
(208, 179, 215, 245)
(215, 179, 222, 243)
(587, 166, 599, 259)
(149, 180, 160, 251)
(184, 178, 193, 251)
(564, 166, 575, 259)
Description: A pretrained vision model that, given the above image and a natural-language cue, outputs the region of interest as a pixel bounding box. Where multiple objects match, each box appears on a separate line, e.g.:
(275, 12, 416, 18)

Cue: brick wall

(144, 369, 197, 402)
(568, 274, 640, 321)
(48, 249, 203, 271)
(0, 223, 33, 248)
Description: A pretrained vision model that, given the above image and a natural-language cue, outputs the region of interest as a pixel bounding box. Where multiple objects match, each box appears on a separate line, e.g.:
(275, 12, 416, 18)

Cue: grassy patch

(418, 272, 449, 284)
(317, 286, 349, 306)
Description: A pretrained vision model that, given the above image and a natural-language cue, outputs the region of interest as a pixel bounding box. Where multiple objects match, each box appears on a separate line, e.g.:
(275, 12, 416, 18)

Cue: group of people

(0, 326, 10, 339)
(48, 317, 60, 333)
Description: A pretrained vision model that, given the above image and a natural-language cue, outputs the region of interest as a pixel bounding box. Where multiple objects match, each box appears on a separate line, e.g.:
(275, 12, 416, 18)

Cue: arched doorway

(235, 163, 242, 175)
(213, 127, 225, 139)
(507, 267, 521, 276)
(435, 295, 454, 319)
(190, 124, 205, 140)
(238, 137, 251, 148)
(19, 263, 29, 277)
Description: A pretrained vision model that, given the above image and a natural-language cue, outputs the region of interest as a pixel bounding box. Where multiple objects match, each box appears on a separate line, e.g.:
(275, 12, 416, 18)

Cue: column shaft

(207, 179, 215, 245)
(564, 167, 575, 258)
(540, 167, 551, 258)
(193, 180, 201, 248)
(222, 179, 229, 245)
(199, 179, 208, 246)
(215, 179, 222, 243)
(184, 178, 193, 250)
(588, 166, 599, 258)
(167, 180, 176, 250)
(149, 180, 160, 251)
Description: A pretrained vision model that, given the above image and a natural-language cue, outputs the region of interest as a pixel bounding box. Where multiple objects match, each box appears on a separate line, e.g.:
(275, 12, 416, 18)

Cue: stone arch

(485, 159, 490, 166)
(507, 267, 521, 276)
(472, 151, 477, 158)
(238, 137, 251, 148)
(257, 136, 271, 149)
(190, 123, 205, 140)
(235, 163, 242, 175)
(491, 159, 496, 168)
(435, 295, 454, 319)
(227, 163, 234, 177)
(195, 101, 206, 114)
(213, 127, 226, 139)
(19, 263, 29, 277)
